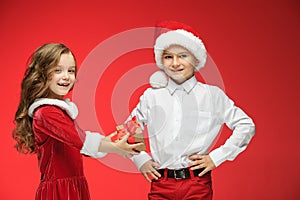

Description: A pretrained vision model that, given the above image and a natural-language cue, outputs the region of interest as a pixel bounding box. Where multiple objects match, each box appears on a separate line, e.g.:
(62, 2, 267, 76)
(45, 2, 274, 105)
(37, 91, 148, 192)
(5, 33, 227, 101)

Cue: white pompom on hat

(149, 70, 168, 88)
(150, 21, 207, 88)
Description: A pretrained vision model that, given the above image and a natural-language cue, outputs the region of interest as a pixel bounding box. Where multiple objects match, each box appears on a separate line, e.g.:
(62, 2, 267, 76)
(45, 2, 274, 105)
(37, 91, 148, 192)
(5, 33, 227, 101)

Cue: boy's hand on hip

(140, 160, 161, 182)
(188, 154, 216, 177)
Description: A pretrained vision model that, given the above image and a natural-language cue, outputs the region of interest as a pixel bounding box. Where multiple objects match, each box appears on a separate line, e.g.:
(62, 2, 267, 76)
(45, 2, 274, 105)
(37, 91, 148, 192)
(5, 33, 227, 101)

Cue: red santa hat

(150, 21, 207, 88)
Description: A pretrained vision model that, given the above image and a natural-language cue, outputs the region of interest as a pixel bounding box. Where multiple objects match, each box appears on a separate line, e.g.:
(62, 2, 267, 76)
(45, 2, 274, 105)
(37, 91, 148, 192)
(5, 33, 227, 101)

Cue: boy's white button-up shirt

(130, 76, 255, 170)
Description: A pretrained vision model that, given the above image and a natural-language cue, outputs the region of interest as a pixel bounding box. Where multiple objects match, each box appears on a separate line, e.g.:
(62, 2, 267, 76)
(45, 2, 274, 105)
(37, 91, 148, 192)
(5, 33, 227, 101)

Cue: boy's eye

(179, 54, 188, 58)
(163, 55, 173, 59)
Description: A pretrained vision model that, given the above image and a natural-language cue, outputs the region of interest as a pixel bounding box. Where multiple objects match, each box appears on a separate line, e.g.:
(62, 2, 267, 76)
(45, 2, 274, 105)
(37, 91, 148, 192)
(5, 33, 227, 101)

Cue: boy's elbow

(249, 123, 256, 136)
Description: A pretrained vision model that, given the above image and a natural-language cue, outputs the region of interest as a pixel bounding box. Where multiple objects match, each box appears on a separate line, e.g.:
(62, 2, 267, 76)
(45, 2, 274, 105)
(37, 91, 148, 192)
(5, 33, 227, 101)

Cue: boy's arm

(209, 88, 256, 167)
(130, 151, 152, 169)
(127, 89, 160, 180)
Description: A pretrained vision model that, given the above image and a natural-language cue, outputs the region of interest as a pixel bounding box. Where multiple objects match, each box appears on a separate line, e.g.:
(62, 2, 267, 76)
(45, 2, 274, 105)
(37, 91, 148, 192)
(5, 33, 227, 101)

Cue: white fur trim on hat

(154, 29, 207, 72)
(28, 98, 78, 119)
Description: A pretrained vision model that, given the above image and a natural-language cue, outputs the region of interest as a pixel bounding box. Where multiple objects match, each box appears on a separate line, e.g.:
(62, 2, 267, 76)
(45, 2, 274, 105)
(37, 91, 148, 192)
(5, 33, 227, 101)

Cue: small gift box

(111, 116, 146, 152)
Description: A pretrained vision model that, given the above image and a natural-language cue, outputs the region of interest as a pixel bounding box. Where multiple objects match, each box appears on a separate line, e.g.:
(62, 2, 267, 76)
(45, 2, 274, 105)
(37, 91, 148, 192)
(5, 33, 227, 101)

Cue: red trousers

(148, 171, 212, 200)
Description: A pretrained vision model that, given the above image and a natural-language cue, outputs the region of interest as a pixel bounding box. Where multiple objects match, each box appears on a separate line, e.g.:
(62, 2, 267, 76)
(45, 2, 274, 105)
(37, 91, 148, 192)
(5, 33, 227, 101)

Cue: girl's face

(162, 45, 198, 84)
(47, 53, 76, 99)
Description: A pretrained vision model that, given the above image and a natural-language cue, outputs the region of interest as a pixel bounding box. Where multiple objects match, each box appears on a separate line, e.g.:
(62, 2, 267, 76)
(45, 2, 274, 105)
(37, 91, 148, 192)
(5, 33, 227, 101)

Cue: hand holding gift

(111, 116, 146, 152)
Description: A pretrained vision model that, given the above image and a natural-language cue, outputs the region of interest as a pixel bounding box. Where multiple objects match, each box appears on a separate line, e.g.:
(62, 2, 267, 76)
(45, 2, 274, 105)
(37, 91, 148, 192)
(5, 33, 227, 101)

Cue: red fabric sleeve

(32, 105, 84, 150)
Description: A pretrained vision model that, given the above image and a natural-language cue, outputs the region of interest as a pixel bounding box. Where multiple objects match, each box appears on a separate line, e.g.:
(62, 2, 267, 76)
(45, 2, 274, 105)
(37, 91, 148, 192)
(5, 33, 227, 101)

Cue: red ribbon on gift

(111, 116, 141, 143)
(125, 116, 140, 134)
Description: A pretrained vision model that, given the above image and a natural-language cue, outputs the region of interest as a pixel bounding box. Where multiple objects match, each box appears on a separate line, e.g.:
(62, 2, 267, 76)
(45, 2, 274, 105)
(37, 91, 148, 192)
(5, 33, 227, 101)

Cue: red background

(1, 0, 299, 199)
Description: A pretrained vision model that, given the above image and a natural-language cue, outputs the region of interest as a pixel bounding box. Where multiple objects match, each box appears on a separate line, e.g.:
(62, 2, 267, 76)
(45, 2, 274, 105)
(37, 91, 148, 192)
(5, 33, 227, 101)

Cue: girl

(12, 43, 142, 200)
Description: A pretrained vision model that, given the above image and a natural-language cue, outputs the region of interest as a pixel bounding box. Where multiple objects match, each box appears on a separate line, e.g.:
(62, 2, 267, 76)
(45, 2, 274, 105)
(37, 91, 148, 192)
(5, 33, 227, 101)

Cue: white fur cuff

(80, 131, 107, 158)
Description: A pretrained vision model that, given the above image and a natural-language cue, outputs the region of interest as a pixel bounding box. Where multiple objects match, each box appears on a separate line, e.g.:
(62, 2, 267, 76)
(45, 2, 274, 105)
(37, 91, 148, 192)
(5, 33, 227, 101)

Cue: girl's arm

(33, 105, 141, 158)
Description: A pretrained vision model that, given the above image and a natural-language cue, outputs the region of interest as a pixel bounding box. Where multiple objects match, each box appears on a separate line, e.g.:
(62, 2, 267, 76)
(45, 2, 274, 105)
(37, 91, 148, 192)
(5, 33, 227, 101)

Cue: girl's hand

(103, 131, 117, 142)
(99, 132, 143, 157)
(113, 133, 143, 157)
(188, 154, 216, 177)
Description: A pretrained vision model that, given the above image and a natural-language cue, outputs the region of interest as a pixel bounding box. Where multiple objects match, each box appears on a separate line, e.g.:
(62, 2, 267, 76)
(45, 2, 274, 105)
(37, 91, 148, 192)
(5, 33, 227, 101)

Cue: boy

(128, 21, 255, 199)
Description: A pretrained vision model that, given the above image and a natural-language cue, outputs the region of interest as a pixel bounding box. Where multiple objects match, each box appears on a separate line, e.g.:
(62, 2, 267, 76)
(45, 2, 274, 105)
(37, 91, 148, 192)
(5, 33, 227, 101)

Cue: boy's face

(162, 45, 198, 84)
(47, 53, 76, 99)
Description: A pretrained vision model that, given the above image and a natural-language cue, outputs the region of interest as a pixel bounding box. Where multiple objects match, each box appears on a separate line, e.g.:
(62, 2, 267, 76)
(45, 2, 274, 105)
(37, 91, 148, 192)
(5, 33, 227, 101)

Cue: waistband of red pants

(157, 168, 205, 179)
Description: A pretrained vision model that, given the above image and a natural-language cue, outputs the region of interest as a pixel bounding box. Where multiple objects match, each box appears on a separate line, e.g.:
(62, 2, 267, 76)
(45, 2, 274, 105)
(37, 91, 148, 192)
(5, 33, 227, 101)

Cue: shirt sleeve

(130, 151, 152, 170)
(127, 90, 153, 169)
(126, 90, 150, 129)
(209, 87, 256, 167)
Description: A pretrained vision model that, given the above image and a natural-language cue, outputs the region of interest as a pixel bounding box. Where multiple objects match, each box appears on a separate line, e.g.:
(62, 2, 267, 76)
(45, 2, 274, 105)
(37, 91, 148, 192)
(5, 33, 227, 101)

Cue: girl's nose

(62, 71, 70, 79)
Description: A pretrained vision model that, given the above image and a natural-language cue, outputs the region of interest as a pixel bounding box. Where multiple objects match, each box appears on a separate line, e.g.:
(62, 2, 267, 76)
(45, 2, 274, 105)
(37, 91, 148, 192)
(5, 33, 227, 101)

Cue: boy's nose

(172, 56, 180, 67)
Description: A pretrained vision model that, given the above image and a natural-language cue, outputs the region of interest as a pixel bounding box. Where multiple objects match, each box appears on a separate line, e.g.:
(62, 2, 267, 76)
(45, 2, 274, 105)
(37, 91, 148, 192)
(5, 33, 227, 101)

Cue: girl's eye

(68, 68, 76, 73)
(54, 69, 62, 73)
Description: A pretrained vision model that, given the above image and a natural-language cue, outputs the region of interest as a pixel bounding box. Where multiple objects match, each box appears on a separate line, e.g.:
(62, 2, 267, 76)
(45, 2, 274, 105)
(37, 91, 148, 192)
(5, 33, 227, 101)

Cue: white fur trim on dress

(28, 98, 78, 120)
(154, 29, 207, 71)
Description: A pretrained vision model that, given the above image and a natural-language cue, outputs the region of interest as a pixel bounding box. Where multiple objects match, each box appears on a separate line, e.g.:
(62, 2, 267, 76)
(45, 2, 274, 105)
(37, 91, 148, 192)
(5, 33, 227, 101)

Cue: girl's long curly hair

(13, 43, 76, 154)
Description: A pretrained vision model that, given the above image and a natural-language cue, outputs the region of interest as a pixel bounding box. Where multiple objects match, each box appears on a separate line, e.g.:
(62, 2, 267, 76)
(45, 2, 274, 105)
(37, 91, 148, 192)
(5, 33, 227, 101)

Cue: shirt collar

(166, 76, 197, 95)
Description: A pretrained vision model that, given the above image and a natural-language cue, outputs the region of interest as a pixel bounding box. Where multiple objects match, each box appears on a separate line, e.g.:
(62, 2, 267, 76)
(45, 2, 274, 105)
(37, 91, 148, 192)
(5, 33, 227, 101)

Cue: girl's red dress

(32, 104, 90, 200)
